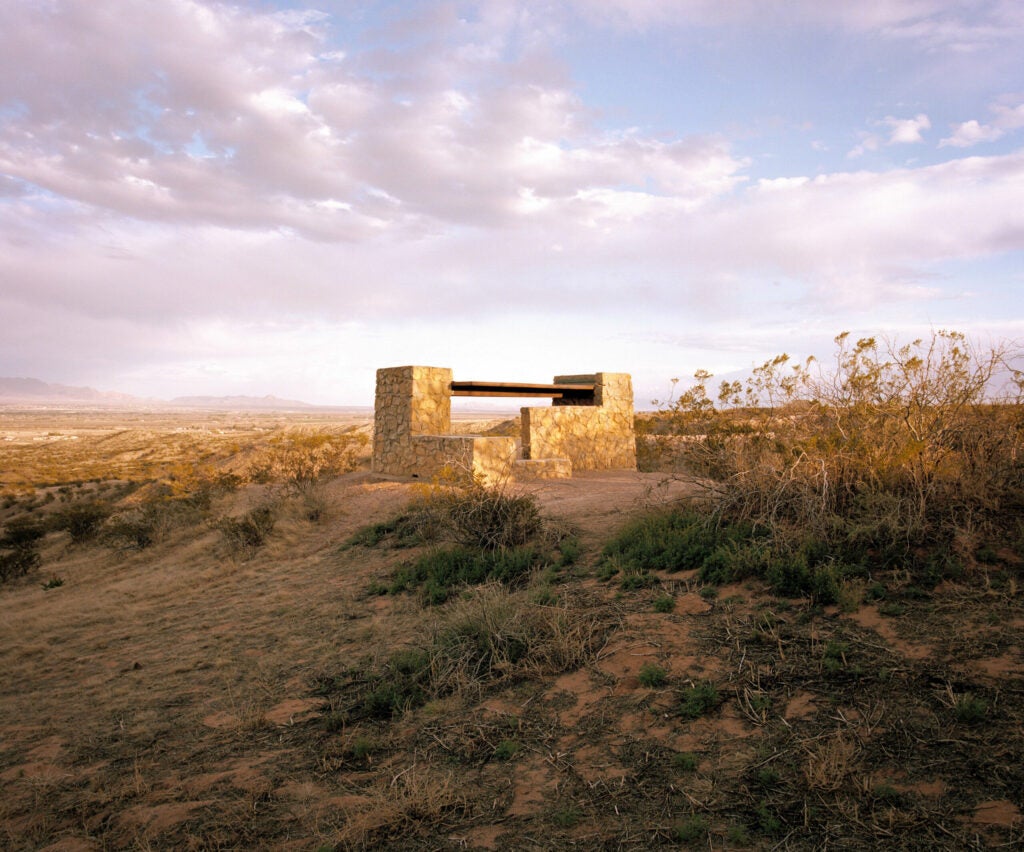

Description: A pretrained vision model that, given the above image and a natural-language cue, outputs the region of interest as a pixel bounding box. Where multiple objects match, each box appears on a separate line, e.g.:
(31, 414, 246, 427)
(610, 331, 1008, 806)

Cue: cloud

(940, 119, 1004, 147)
(848, 113, 930, 156)
(2, 1, 1023, 401)
(939, 99, 1024, 147)
(0, 0, 746, 242)
(992, 101, 1024, 129)
(883, 113, 931, 144)
(568, 0, 1024, 52)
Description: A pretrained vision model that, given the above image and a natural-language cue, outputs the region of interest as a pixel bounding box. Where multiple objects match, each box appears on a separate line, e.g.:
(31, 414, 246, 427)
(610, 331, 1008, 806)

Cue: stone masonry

(521, 373, 636, 470)
(372, 366, 636, 482)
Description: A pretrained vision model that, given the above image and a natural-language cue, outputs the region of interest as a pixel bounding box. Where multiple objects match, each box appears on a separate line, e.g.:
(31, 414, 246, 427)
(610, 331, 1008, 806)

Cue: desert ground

(1, 408, 1022, 850)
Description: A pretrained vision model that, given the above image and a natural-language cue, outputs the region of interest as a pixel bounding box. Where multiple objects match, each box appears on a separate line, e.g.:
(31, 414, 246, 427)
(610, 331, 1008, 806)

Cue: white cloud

(992, 102, 1024, 129)
(883, 113, 931, 144)
(0, 1, 745, 240)
(940, 119, 1004, 147)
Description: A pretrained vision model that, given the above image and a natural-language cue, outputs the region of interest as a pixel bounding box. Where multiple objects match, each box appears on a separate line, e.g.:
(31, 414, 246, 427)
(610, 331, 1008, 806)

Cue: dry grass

(0, 408, 1022, 850)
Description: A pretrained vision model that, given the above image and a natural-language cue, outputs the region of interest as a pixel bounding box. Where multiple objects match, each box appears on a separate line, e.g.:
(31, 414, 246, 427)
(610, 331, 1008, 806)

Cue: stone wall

(372, 366, 636, 481)
(521, 373, 636, 470)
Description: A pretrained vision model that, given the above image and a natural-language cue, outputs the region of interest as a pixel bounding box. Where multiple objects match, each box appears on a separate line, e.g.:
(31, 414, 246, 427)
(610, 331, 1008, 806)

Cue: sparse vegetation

(1, 369, 1022, 850)
(352, 478, 575, 604)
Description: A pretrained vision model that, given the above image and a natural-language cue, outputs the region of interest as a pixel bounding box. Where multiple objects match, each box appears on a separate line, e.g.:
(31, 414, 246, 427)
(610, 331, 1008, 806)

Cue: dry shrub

(428, 583, 602, 695)
(333, 767, 467, 849)
(218, 503, 278, 558)
(410, 473, 543, 551)
(0, 516, 45, 581)
(663, 330, 1024, 576)
(802, 731, 860, 792)
(248, 429, 367, 495)
(319, 585, 607, 721)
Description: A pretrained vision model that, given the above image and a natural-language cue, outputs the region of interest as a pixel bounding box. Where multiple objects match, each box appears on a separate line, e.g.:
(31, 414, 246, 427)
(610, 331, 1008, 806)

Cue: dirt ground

(1, 411, 1022, 850)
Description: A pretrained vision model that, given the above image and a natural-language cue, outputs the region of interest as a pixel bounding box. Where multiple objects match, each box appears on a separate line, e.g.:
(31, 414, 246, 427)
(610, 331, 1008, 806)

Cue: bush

(638, 661, 668, 688)
(672, 814, 708, 844)
(678, 681, 721, 719)
(601, 508, 768, 582)
(0, 516, 46, 582)
(389, 545, 543, 605)
(653, 594, 675, 612)
(660, 331, 1024, 583)
(51, 500, 112, 543)
(248, 429, 366, 495)
(350, 480, 547, 555)
(100, 504, 174, 550)
(219, 505, 277, 557)
(424, 481, 543, 551)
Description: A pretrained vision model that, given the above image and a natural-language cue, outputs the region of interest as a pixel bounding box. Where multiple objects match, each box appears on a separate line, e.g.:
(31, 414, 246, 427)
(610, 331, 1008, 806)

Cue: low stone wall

(521, 407, 636, 470)
(521, 372, 636, 471)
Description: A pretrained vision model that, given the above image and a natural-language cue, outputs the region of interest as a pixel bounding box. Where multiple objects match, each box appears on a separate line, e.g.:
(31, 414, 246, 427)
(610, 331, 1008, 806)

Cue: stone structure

(372, 366, 636, 482)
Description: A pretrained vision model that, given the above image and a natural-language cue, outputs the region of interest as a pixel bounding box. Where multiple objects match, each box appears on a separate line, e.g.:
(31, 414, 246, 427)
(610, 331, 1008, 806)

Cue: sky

(2, 0, 1023, 406)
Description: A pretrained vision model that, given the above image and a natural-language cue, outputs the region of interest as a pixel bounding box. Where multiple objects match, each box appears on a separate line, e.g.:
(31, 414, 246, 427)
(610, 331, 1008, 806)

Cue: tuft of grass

(678, 681, 720, 719)
(549, 805, 582, 829)
(390, 544, 542, 605)
(673, 752, 699, 772)
(953, 693, 988, 725)
(672, 814, 708, 844)
(653, 593, 675, 612)
(315, 585, 605, 721)
(493, 739, 520, 761)
(637, 661, 668, 688)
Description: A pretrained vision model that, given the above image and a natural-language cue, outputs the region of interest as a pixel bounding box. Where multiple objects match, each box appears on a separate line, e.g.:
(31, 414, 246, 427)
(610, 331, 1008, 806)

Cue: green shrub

(653, 594, 675, 612)
(390, 545, 541, 605)
(953, 693, 988, 725)
(678, 681, 720, 719)
(638, 661, 668, 688)
(672, 814, 708, 843)
(601, 508, 765, 577)
(493, 739, 520, 761)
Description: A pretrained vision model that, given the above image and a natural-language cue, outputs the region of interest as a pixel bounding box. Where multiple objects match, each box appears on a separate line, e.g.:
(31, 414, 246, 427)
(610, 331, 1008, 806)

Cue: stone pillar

(372, 366, 453, 474)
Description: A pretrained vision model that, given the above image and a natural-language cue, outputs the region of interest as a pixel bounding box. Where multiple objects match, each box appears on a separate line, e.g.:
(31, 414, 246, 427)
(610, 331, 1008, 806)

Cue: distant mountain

(169, 394, 315, 410)
(0, 378, 328, 410)
(0, 377, 142, 404)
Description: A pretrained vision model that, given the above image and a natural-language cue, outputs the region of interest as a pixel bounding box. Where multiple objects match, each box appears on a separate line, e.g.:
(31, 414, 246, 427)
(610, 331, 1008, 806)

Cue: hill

(0, 412, 1021, 849)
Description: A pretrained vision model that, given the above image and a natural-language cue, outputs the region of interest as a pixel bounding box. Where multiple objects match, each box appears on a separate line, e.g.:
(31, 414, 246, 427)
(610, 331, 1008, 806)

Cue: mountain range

(0, 377, 323, 410)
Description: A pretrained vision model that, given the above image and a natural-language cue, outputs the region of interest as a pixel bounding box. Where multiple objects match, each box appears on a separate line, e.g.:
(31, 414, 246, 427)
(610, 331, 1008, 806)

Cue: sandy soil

(1, 412, 1022, 850)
